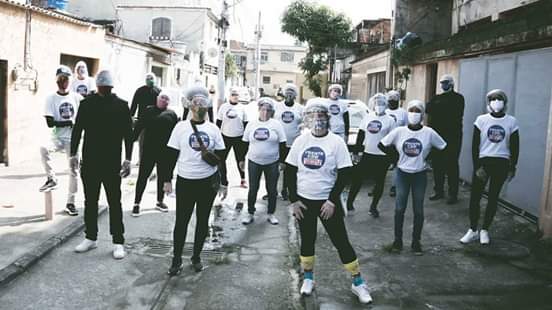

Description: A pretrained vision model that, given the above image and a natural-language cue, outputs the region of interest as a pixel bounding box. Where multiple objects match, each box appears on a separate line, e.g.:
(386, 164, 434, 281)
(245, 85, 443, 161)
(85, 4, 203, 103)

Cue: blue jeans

(248, 160, 279, 215)
(395, 169, 427, 243)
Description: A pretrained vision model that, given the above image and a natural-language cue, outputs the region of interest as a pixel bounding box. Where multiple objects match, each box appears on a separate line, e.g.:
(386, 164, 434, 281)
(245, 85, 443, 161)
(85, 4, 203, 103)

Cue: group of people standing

(38, 63, 519, 305)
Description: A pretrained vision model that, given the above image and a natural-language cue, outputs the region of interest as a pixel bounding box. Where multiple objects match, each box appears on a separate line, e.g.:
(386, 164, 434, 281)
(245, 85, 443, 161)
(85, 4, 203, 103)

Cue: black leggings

(347, 153, 390, 208)
(134, 152, 165, 204)
(298, 196, 357, 265)
(220, 135, 246, 183)
(469, 157, 509, 230)
(173, 174, 218, 262)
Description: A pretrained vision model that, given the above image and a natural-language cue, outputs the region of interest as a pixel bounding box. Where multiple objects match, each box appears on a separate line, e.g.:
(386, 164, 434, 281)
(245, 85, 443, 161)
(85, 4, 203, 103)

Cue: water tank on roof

(47, 0, 68, 10)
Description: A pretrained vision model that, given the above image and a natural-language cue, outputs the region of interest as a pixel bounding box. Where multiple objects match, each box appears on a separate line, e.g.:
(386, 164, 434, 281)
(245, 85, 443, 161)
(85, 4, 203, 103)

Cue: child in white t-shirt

(379, 99, 446, 255)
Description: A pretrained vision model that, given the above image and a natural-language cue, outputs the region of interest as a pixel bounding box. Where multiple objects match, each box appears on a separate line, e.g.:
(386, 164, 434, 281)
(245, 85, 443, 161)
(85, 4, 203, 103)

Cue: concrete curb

(0, 206, 107, 288)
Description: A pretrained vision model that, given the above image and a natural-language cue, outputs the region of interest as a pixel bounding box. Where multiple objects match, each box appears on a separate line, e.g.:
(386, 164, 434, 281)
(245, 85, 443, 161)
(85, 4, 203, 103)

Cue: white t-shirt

(44, 92, 82, 142)
(474, 113, 519, 160)
(325, 98, 349, 134)
(167, 120, 226, 179)
(274, 101, 304, 147)
(385, 107, 408, 127)
(286, 132, 353, 200)
(70, 77, 96, 97)
(243, 119, 287, 165)
(359, 113, 396, 155)
(217, 102, 248, 137)
(380, 126, 447, 173)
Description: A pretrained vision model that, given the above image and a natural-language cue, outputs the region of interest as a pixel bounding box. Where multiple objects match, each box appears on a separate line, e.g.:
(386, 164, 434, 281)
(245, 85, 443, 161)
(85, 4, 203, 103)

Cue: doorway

(0, 60, 8, 165)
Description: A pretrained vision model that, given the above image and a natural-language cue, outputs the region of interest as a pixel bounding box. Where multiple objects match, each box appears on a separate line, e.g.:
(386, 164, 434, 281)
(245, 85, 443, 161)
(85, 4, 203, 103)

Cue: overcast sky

(227, 0, 393, 45)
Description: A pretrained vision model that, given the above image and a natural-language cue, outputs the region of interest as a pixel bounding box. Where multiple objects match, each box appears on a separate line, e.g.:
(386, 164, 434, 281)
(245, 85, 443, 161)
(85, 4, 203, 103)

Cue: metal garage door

(458, 47, 552, 216)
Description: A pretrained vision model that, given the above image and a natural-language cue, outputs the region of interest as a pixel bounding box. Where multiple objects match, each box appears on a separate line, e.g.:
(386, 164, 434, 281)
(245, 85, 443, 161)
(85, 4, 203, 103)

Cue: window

(280, 52, 294, 63)
(262, 76, 271, 84)
(286, 80, 294, 84)
(260, 52, 268, 64)
(367, 71, 386, 99)
(234, 55, 242, 67)
(151, 17, 171, 40)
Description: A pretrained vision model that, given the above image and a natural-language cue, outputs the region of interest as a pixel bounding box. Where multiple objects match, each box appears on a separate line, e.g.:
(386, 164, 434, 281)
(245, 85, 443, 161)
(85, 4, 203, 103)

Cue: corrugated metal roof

(0, 0, 102, 28)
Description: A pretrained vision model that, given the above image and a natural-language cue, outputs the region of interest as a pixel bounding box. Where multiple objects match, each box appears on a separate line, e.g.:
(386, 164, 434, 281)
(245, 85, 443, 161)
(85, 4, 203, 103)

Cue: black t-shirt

(426, 91, 465, 140)
(130, 85, 161, 119)
(71, 93, 132, 171)
(133, 106, 178, 151)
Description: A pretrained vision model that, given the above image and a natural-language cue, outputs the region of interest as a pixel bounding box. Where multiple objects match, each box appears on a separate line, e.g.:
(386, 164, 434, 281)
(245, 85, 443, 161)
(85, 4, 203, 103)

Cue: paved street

(1, 156, 552, 309)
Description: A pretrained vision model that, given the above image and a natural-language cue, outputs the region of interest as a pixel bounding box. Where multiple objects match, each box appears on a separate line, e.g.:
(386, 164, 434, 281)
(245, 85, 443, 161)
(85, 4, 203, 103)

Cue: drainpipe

(24, 0, 32, 70)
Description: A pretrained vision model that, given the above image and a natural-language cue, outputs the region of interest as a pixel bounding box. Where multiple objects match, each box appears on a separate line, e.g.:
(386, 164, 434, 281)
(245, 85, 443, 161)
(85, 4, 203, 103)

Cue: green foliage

(225, 53, 237, 80)
(281, 0, 352, 96)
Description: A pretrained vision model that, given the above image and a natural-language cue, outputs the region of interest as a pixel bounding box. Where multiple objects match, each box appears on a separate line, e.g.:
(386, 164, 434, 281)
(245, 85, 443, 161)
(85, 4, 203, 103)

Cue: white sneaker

(300, 279, 314, 296)
(460, 229, 479, 244)
(113, 244, 126, 259)
(242, 214, 254, 225)
(267, 214, 279, 225)
(351, 283, 373, 304)
(480, 229, 490, 245)
(75, 238, 97, 253)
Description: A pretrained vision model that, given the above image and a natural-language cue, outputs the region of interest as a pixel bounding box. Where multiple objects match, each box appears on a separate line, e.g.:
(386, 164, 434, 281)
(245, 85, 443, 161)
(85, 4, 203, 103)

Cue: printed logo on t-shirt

(76, 85, 88, 96)
(253, 128, 270, 141)
(487, 125, 506, 143)
(59, 102, 75, 119)
(367, 120, 382, 134)
(329, 104, 340, 115)
(282, 111, 295, 123)
(188, 132, 211, 151)
(226, 109, 238, 119)
(402, 138, 423, 157)
(301, 146, 326, 170)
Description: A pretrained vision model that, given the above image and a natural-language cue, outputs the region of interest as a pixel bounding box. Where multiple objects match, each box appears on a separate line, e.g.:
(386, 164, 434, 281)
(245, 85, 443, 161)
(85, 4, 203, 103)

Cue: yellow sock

(300, 255, 315, 270)
(343, 259, 360, 276)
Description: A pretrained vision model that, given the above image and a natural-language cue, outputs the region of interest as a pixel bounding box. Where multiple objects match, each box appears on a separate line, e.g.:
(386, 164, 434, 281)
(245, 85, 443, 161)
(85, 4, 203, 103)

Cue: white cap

(230, 86, 240, 95)
(96, 70, 114, 87)
(386, 90, 400, 102)
(407, 99, 425, 114)
(439, 74, 454, 85)
(145, 72, 155, 80)
(283, 83, 298, 97)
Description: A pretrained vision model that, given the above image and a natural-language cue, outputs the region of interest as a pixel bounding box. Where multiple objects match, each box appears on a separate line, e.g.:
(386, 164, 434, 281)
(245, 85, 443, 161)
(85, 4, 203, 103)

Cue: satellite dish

(208, 48, 218, 58)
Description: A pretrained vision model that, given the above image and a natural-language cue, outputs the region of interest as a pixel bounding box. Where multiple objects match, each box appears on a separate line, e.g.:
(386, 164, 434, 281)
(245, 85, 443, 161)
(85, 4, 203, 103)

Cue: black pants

(298, 196, 357, 265)
(433, 139, 461, 197)
(173, 174, 218, 262)
(134, 151, 166, 204)
(469, 157, 509, 230)
(81, 167, 125, 244)
(347, 153, 390, 209)
(220, 135, 246, 184)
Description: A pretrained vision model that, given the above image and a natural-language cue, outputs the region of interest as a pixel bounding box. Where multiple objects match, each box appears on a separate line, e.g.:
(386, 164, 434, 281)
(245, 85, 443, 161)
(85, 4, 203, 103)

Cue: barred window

(280, 52, 294, 63)
(152, 17, 171, 40)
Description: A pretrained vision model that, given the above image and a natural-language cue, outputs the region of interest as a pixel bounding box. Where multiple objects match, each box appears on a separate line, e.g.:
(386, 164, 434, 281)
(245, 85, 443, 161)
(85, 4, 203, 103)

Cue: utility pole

(217, 0, 230, 108)
(253, 11, 262, 100)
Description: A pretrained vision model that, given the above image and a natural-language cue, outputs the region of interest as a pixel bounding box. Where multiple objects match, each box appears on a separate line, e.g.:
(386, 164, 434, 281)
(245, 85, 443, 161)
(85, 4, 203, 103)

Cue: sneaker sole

(155, 207, 169, 213)
(131, 213, 141, 217)
(351, 290, 373, 304)
(39, 186, 58, 192)
(64, 209, 78, 216)
(75, 245, 97, 253)
(267, 219, 279, 225)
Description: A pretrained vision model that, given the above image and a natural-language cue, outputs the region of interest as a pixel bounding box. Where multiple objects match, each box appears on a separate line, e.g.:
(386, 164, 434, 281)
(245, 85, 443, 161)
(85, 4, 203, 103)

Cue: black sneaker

(280, 190, 289, 201)
(191, 259, 203, 272)
(168, 257, 183, 276)
(156, 202, 169, 213)
(64, 203, 78, 216)
(132, 204, 140, 217)
(429, 192, 444, 201)
(384, 240, 403, 253)
(39, 178, 58, 192)
(411, 241, 423, 256)
(368, 190, 374, 197)
(369, 206, 379, 218)
(389, 186, 396, 197)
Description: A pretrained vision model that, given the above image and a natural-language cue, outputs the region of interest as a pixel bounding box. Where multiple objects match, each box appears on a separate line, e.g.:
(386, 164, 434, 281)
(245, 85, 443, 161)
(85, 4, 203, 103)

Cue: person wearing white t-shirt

(182, 84, 214, 122)
(273, 83, 303, 200)
(164, 94, 227, 276)
(70, 60, 96, 97)
(385, 90, 408, 198)
(39, 65, 82, 216)
(217, 86, 249, 187)
(460, 89, 520, 246)
(241, 98, 287, 225)
(379, 100, 447, 255)
(325, 84, 349, 142)
(286, 103, 373, 304)
(347, 93, 396, 217)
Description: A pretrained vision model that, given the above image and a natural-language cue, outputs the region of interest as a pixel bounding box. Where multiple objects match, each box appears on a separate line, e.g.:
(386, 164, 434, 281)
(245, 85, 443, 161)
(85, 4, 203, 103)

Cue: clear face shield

(157, 94, 170, 110)
(190, 96, 210, 120)
(305, 104, 330, 137)
(284, 89, 296, 104)
(328, 87, 341, 100)
(257, 99, 275, 121)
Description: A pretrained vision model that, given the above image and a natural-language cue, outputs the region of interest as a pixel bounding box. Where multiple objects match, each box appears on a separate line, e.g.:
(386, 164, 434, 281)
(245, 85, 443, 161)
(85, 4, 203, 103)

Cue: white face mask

(375, 105, 386, 115)
(489, 100, 505, 113)
(408, 112, 422, 125)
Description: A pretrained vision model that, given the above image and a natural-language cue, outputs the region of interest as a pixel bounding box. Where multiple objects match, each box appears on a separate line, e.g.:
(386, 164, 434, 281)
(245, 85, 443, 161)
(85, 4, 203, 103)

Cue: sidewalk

(306, 175, 552, 309)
